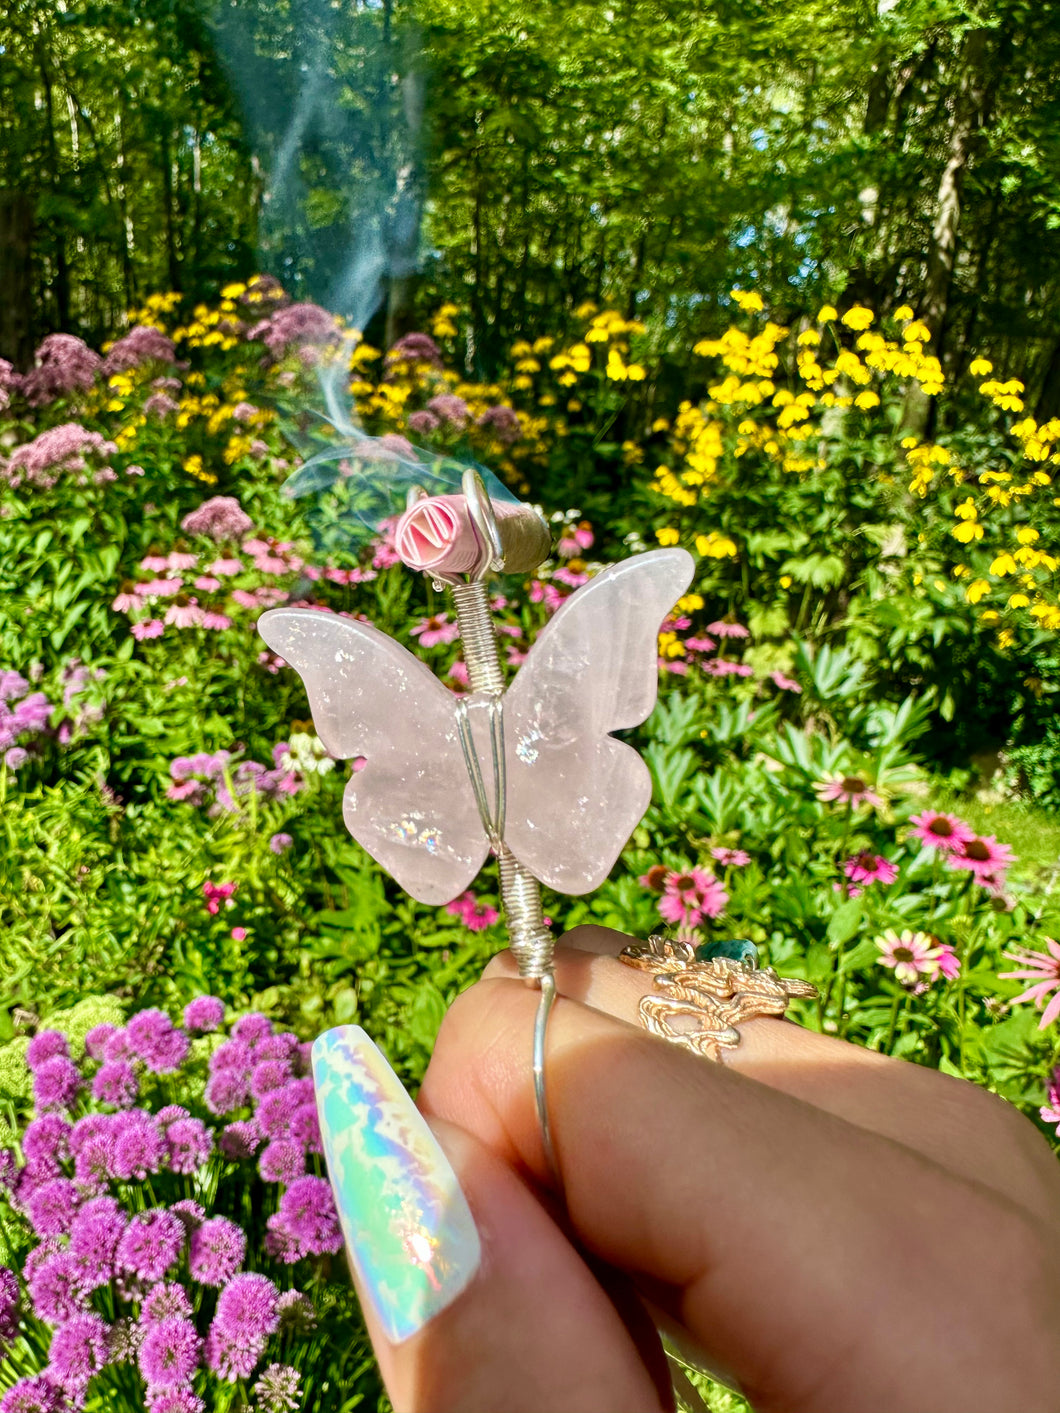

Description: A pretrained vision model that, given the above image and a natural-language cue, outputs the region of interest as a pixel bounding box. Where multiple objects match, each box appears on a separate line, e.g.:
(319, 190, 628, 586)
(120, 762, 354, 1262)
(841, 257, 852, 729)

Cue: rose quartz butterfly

(258, 547, 693, 905)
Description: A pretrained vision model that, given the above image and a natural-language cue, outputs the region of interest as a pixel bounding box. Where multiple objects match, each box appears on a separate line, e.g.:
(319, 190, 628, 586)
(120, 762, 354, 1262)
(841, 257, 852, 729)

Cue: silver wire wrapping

(440, 483, 560, 1181)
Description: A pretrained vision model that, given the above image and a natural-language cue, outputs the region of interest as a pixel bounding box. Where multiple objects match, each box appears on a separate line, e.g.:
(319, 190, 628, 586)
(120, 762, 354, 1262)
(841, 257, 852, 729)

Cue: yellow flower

(656, 527, 681, 547)
(965, 579, 991, 603)
(952, 521, 984, 543)
(1007, 594, 1031, 609)
(625, 362, 647, 381)
(989, 553, 1018, 576)
(797, 329, 821, 346)
(954, 497, 978, 520)
(658, 631, 686, 658)
(731, 289, 764, 313)
(817, 304, 838, 323)
(779, 574, 793, 589)
(892, 305, 914, 322)
(969, 357, 993, 377)
(904, 321, 931, 342)
(677, 593, 705, 612)
(221, 281, 247, 298)
(841, 306, 874, 331)
(854, 390, 880, 410)
(695, 531, 737, 559)
(1016, 526, 1040, 545)
(979, 610, 999, 623)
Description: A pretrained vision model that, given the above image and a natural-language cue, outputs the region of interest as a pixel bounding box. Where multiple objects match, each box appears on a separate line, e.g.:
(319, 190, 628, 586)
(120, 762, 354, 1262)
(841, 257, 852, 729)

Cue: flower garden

(1, 277, 1059, 1411)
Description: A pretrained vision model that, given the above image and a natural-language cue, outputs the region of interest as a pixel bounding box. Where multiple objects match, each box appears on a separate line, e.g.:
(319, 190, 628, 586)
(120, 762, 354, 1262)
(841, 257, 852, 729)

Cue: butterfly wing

(257, 609, 489, 905)
(503, 548, 694, 894)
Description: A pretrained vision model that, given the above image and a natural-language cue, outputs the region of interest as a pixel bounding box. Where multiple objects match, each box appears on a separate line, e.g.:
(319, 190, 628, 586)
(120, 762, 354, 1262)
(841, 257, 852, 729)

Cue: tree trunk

(0, 192, 35, 367)
(902, 28, 998, 437)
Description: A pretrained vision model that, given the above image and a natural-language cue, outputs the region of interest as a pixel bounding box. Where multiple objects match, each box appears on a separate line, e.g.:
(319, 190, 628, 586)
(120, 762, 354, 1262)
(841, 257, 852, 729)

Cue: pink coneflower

(1040, 1067, 1060, 1134)
(770, 671, 801, 692)
(658, 868, 728, 926)
(998, 939, 1060, 1028)
(711, 847, 750, 867)
(208, 558, 243, 576)
(815, 773, 883, 809)
(683, 635, 717, 654)
(200, 611, 233, 630)
(876, 930, 945, 987)
(194, 575, 221, 592)
(947, 834, 1015, 879)
(137, 577, 183, 598)
(165, 600, 205, 629)
(908, 811, 976, 852)
(167, 552, 198, 571)
(844, 852, 899, 886)
(131, 620, 164, 641)
(111, 591, 138, 612)
(935, 943, 961, 980)
(447, 660, 470, 688)
(140, 555, 170, 573)
(702, 658, 753, 677)
(411, 613, 460, 647)
(707, 620, 749, 638)
(638, 864, 669, 892)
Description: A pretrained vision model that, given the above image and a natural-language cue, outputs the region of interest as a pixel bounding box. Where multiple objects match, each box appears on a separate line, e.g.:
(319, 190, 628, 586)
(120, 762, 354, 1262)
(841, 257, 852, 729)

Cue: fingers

(484, 927, 1060, 1229)
(420, 972, 1060, 1413)
(364, 1117, 670, 1413)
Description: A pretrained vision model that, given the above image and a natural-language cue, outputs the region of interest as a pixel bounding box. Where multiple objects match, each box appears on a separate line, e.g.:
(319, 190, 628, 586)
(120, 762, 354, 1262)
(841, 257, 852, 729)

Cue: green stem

(884, 987, 902, 1055)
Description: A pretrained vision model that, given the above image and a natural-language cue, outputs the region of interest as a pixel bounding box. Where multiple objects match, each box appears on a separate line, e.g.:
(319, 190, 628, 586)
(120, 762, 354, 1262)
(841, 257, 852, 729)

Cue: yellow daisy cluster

(649, 403, 724, 506)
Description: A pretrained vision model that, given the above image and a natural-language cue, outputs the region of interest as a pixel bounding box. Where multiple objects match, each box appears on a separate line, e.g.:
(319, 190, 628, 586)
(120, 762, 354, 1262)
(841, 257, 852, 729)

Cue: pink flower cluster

(166, 746, 303, 814)
(20, 333, 101, 407)
(101, 325, 178, 376)
(0, 670, 52, 770)
(247, 302, 341, 358)
(445, 891, 501, 932)
(3, 423, 118, 491)
(0, 1000, 326, 1412)
(908, 810, 1015, 896)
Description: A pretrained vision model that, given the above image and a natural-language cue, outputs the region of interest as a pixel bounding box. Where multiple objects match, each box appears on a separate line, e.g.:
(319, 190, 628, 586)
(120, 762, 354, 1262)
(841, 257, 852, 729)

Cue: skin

(356, 927, 1060, 1413)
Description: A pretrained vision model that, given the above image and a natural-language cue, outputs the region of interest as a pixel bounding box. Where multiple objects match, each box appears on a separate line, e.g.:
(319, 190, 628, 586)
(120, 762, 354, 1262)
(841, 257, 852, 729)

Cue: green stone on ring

(694, 938, 759, 966)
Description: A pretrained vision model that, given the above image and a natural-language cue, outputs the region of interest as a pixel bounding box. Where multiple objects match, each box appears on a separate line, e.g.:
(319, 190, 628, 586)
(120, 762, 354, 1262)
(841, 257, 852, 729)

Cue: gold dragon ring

(618, 934, 818, 1061)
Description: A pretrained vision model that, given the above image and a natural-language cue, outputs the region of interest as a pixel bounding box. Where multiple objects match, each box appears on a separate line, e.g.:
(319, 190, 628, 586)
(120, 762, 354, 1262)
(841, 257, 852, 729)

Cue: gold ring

(618, 934, 818, 1060)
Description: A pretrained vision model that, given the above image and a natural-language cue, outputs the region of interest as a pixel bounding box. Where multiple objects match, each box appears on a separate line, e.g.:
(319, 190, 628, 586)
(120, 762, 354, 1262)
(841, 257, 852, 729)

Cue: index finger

(420, 975, 1060, 1413)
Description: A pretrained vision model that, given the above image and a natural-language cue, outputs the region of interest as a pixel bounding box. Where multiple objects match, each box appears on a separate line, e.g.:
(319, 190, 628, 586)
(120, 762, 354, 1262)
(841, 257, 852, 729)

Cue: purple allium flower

(28, 1252, 88, 1324)
(277, 1289, 317, 1332)
(165, 1117, 212, 1175)
(69, 1196, 126, 1287)
(288, 1103, 322, 1155)
(140, 1283, 192, 1326)
(0, 1266, 20, 1343)
(92, 1060, 139, 1108)
(0, 1375, 66, 1412)
(126, 1009, 189, 1074)
(32, 1056, 81, 1113)
(277, 1176, 343, 1256)
(231, 1013, 272, 1046)
(145, 1390, 204, 1413)
(204, 1069, 250, 1116)
(117, 1208, 185, 1281)
(218, 1121, 261, 1160)
(204, 1323, 265, 1382)
(138, 1317, 202, 1389)
(254, 1033, 297, 1063)
(22, 1239, 62, 1284)
(106, 1316, 143, 1365)
(102, 1029, 131, 1062)
(22, 1115, 71, 1168)
(208, 1038, 253, 1074)
(0, 1150, 15, 1192)
(188, 1217, 246, 1287)
(26, 1032, 69, 1070)
(73, 1130, 118, 1189)
(155, 1105, 189, 1126)
(0, 670, 30, 703)
(180, 496, 253, 542)
(268, 832, 292, 855)
(182, 996, 224, 1033)
(258, 1140, 305, 1185)
(83, 1023, 118, 1060)
(26, 1178, 80, 1237)
(253, 1363, 302, 1413)
(144, 1029, 189, 1074)
(69, 1113, 111, 1155)
(49, 1311, 110, 1393)
(170, 1199, 205, 1235)
(112, 1111, 166, 1179)
(250, 1060, 289, 1100)
(215, 1272, 279, 1341)
(254, 1086, 300, 1140)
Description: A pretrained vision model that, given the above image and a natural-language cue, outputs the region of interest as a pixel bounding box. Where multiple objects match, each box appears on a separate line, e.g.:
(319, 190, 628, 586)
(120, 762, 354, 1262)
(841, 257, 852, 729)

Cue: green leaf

(826, 895, 864, 948)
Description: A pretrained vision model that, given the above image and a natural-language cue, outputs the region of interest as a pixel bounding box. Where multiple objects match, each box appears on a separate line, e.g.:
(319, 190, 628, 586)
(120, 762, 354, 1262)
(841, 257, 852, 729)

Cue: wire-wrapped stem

(448, 579, 554, 980)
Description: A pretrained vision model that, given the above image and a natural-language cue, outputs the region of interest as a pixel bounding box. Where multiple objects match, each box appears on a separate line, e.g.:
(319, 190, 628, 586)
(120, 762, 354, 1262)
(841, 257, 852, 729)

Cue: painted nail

(312, 1025, 481, 1343)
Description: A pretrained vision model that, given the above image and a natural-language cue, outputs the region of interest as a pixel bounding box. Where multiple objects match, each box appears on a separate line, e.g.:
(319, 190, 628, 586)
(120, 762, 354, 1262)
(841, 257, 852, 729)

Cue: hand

(362, 927, 1060, 1413)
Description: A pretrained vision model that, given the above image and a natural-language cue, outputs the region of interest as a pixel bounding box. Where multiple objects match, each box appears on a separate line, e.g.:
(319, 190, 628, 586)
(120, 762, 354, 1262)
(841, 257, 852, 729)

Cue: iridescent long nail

(312, 1025, 481, 1343)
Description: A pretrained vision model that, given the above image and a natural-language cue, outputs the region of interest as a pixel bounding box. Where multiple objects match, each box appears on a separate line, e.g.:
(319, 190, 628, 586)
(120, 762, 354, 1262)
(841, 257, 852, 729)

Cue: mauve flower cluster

(20, 334, 101, 408)
(247, 303, 340, 359)
(385, 330, 443, 369)
(0, 998, 330, 1412)
(179, 495, 253, 542)
(0, 671, 53, 771)
(101, 325, 178, 377)
(166, 744, 305, 814)
(3, 423, 118, 491)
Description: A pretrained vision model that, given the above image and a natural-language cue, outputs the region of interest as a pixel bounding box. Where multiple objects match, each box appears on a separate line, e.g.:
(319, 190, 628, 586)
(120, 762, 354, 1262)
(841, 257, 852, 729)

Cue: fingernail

(313, 1025, 481, 1343)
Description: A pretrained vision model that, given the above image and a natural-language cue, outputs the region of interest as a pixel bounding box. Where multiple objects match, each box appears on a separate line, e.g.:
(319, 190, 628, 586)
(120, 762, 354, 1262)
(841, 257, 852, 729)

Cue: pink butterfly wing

(503, 548, 694, 893)
(257, 609, 489, 905)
